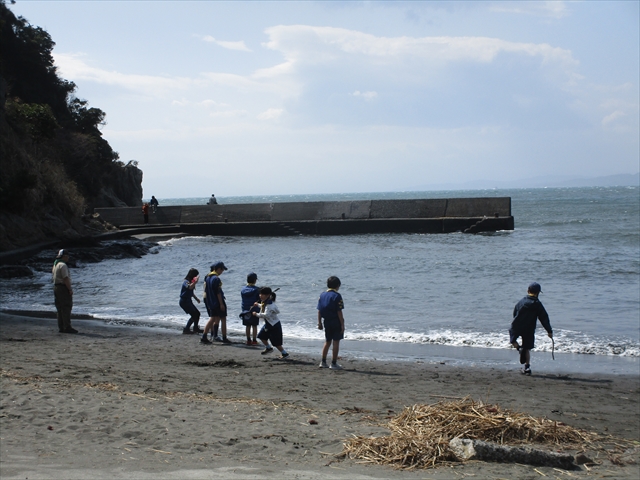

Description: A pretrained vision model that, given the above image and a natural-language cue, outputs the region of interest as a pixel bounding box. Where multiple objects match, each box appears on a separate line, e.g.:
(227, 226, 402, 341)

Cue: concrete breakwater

(95, 197, 514, 235)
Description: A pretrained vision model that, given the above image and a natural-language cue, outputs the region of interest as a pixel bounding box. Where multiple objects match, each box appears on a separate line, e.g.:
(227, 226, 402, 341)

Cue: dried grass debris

(342, 397, 597, 470)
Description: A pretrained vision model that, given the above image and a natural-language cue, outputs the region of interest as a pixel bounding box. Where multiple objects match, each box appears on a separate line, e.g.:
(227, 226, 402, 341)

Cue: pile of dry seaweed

(342, 398, 595, 470)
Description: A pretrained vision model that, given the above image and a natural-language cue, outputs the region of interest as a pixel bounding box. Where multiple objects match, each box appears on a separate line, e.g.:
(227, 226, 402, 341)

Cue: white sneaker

(318, 361, 329, 369)
(329, 363, 343, 370)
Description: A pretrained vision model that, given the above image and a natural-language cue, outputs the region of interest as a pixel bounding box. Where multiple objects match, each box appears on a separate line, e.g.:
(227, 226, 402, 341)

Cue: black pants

(54, 285, 73, 331)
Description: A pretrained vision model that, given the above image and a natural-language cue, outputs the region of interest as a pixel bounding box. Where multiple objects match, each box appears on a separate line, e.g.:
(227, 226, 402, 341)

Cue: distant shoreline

(146, 183, 639, 206)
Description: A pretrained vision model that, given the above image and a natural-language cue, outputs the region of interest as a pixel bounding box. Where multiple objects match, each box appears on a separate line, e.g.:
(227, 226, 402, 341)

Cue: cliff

(0, 1, 143, 251)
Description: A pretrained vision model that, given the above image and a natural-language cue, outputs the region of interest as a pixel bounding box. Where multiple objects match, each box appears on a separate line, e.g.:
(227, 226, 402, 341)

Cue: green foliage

(5, 100, 59, 139)
(68, 97, 106, 135)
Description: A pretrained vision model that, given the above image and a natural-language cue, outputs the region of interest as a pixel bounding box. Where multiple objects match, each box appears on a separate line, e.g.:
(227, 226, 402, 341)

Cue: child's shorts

(240, 306, 260, 326)
(509, 327, 535, 350)
(324, 323, 344, 342)
(258, 322, 283, 347)
(208, 304, 227, 319)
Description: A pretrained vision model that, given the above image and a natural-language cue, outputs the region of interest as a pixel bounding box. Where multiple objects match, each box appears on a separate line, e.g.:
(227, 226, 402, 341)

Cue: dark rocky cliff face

(94, 162, 144, 208)
(0, 2, 143, 251)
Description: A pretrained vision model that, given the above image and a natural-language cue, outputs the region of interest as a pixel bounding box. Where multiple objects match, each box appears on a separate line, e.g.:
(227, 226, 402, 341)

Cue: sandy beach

(1, 311, 638, 479)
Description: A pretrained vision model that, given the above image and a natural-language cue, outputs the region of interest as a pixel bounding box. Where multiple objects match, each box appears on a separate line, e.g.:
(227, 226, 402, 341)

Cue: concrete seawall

(95, 197, 513, 235)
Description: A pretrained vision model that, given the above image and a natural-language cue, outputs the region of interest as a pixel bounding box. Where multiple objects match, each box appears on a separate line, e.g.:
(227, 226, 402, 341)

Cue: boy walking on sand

(317, 276, 345, 370)
(509, 282, 553, 375)
(240, 272, 260, 345)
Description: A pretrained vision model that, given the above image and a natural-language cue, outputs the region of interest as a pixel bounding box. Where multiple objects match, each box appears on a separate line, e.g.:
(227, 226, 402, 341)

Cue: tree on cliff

(0, 0, 143, 250)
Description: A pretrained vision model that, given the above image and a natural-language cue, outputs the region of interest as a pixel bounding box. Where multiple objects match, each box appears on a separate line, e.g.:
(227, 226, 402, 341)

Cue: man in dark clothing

(509, 282, 552, 375)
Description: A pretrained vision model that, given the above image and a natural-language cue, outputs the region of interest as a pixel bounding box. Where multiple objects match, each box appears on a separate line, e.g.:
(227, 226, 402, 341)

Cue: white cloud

(200, 35, 252, 52)
(55, 27, 582, 113)
(253, 61, 295, 79)
(490, 1, 570, 19)
(172, 99, 228, 108)
(55, 52, 294, 106)
(201, 99, 227, 108)
(210, 109, 248, 119)
(602, 110, 626, 126)
(352, 90, 378, 101)
(262, 25, 580, 84)
(257, 108, 284, 120)
(54, 53, 191, 96)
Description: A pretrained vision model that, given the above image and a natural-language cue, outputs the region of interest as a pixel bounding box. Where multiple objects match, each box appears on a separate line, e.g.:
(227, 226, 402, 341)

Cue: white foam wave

(156, 235, 211, 247)
(3, 299, 637, 357)
(278, 325, 640, 357)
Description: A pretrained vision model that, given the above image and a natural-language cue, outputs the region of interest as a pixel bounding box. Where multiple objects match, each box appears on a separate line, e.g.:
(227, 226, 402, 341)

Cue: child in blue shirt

(240, 272, 260, 346)
(179, 268, 202, 334)
(201, 261, 230, 344)
(317, 276, 345, 370)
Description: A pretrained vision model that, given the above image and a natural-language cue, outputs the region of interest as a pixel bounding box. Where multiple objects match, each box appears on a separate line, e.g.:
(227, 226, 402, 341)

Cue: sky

(9, 0, 640, 198)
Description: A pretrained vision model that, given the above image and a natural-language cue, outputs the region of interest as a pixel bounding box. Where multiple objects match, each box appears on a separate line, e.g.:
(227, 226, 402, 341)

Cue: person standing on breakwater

(253, 287, 288, 358)
(150, 196, 159, 213)
(509, 282, 553, 376)
(52, 249, 77, 334)
(180, 268, 202, 334)
(201, 262, 231, 344)
(240, 272, 260, 346)
(317, 276, 345, 370)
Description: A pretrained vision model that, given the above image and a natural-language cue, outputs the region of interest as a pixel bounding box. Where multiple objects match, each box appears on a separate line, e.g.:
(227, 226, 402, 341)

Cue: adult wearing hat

(52, 249, 77, 334)
(509, 282, 552, 375)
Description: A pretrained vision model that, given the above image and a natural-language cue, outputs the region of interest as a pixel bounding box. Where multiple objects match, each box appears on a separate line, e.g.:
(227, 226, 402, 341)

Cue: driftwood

(449, 438, 578, 470)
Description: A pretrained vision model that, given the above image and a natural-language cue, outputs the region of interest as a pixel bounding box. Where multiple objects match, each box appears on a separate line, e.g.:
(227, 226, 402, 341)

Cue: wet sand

(1, 312, 638, 479)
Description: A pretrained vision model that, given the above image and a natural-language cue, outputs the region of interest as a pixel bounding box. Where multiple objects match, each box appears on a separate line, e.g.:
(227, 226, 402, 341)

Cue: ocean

(2, 187, 639, 374)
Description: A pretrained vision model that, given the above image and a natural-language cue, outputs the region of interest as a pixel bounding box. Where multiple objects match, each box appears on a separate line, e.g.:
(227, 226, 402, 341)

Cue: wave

(4, 308, 637, 358)
(281, 324, 640, 357)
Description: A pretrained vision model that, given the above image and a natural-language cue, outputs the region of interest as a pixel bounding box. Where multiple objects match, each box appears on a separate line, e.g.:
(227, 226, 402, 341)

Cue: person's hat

(56, 249, 70, 258)
(528, 282, 542, 294)
(211, 261, 228, 271)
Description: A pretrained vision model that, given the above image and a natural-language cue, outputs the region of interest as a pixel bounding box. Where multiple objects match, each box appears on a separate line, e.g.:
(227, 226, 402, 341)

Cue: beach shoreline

(1, 312, 639, 479)
(3, 308, 638, 376)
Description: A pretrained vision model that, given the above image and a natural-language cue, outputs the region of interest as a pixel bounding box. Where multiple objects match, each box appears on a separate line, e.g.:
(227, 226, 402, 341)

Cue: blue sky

(10, 1, 639, 197)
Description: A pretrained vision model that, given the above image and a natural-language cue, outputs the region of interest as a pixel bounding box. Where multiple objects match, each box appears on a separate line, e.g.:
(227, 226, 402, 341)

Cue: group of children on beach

(179, 263, 346, 370)
(179, 262, 552, 374)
